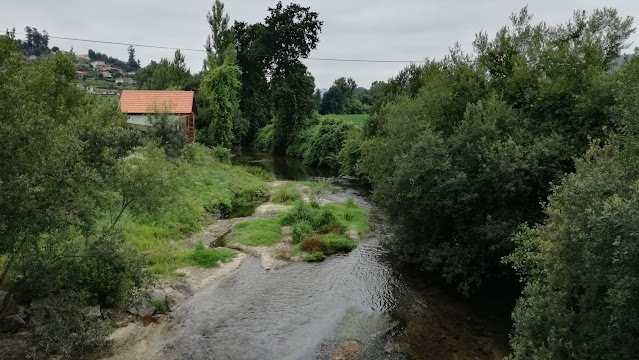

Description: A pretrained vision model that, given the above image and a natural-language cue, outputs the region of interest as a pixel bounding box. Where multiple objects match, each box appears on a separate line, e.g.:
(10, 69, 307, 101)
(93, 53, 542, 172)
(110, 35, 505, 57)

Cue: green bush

(271, 184, 302, 203)
(181, 242, 237, 268)
(29, 292, 110, 358)
(211, 146, 231, 163)
(280, 200, 316, 226)
(300, 234, 327, 253)
(254, 123, 274, 150)
(323, 234, 357, 254)
(315, 208, 346, 234)
(241, 165, 275, 181)
(305, 252, 327, 262)
(65, 234, 147, 307)
(291, 220, 313, 244)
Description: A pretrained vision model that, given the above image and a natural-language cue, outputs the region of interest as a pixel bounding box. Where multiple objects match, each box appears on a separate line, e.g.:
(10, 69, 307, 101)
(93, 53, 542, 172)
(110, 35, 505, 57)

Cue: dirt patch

(332, 340, 363, 360)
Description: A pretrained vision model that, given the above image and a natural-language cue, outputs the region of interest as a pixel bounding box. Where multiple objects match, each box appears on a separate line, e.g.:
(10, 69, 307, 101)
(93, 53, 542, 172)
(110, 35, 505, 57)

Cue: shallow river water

(154, 149, 511, 360)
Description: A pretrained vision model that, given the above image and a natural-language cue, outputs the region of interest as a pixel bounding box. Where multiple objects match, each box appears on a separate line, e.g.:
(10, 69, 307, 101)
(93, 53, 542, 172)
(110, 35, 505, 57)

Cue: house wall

(126, 114, 182, 128)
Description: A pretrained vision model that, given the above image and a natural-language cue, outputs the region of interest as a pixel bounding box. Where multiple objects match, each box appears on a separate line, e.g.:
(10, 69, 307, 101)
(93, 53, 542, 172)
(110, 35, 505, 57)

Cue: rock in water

(174, 283, 194, 296)
(127, 299, 156, 317)
(0, 314, 26, 333)
(147, 289, 166, 303)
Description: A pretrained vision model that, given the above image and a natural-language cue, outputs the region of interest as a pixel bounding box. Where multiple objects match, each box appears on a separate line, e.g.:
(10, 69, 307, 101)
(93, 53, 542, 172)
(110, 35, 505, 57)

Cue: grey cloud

(2, 0, 637, 88)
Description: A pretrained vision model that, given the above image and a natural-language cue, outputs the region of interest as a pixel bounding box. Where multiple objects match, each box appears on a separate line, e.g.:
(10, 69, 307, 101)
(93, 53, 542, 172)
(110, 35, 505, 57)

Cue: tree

(357, 8, 634, 294)
(263, 2, 323, 153)
(313, 89, 322, 112)
(204, 0, 234, 69)
(127, 45, 136, 69)
(135, 50, 192, 90)
(0, 37, 147, 313)
(234, 21, 272, 142)
(199, 55, 243, 148)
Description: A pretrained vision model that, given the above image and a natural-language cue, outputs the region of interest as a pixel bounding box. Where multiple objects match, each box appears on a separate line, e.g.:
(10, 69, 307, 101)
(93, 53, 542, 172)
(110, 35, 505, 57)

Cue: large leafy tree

(234, 21, 272, 142)
(233, 2, 322, 150)
(264, 2, 322, 153)
(0, 36, 160, 316)
(204, 0, 234, 69)
(135, 50, 192, 90)
(358, 8, 634, 294)
(505, 49, 639, 360)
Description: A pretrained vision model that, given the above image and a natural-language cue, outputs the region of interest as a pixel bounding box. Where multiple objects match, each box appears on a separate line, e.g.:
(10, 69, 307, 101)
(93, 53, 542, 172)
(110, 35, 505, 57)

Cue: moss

(305, 252, 327, 262)
(181, 243, 237, 268)
(233, 217, 282, 246)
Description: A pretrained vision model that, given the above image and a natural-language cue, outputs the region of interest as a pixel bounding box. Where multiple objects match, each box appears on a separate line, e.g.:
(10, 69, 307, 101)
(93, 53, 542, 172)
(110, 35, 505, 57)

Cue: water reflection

(232, 148, 338, 181)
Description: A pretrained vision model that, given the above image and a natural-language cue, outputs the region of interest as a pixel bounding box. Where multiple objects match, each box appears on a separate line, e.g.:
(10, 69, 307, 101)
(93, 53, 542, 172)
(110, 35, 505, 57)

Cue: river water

(154, 149, 511, 360)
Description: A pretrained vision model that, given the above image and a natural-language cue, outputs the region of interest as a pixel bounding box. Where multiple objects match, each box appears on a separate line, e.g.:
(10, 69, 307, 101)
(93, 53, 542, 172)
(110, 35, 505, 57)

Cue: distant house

(115, 77, 135, 85)
(104, 66, 121, 72)
(75, 70, 88, 79)
(75, 54, 90, 61)
(101, 71, 112, 79)
(91, 61, 106, 70)
(118, 90, 196, 142)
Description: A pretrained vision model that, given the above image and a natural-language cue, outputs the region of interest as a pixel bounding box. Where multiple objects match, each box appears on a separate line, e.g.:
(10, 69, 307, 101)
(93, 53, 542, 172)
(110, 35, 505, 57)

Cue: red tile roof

(119, 90, 196, 114)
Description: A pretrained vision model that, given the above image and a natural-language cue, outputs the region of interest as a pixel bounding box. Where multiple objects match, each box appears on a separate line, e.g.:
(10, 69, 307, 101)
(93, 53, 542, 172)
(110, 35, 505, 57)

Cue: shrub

(211, 146, 231, 163)
(241, 165, 275, 181)
(151, 299, 169, 313)
(29, 292, 110, 358)
(300, 234, 327, 253)
(305, 252, 327, 262)
(271, 184, 302, 203)
(344, 197, 356, 208)
(280, 200, 316, 226)
(149, 113, 188, 161)
(307, 178, 332, 205)
(315, 208, 346, 234)
(181, 242, 237, 268)
(254, 123, 274, 151)
(64, 233, 147, 307)
(291, 220, 313, 244)
(323, 234, 357, 254)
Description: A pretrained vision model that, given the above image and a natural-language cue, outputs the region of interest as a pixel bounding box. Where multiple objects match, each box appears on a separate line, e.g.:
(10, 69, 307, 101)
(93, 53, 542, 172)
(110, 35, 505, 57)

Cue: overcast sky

(2, 1, 638, 89)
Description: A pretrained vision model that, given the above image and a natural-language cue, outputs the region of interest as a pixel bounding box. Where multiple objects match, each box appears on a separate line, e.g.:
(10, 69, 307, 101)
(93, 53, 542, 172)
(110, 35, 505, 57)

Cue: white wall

(126, 114, 181, 128)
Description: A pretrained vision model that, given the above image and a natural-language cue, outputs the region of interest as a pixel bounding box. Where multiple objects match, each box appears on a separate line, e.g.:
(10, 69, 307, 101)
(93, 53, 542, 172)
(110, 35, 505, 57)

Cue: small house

(101, 71, 112, 79)
(115, 77, 135, 85)
(118, 90, 196, 142)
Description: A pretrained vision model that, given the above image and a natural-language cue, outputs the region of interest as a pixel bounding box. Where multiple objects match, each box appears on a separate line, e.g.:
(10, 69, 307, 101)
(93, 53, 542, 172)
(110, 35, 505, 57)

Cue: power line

(10, 31, 425, 64)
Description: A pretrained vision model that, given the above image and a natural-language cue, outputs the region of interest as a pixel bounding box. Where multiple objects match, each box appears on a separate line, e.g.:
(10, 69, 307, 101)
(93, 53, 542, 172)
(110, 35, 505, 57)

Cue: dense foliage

(503, 51, 639, 360)
(352, 8, 635, 295)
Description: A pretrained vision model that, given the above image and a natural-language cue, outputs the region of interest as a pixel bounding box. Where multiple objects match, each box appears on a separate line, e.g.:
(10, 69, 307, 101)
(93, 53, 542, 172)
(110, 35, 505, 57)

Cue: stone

(127, 299, 156, 317)
(85, 305, 101, 319)
(16, 306, 25, 319)
(174, 283, 194, 296)
(0, 314, 26, 333)
(147, 289, 166, 303)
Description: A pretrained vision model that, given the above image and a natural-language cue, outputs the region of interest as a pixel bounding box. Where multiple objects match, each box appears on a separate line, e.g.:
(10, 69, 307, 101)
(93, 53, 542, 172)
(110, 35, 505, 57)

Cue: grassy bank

(118, 144, 268, 275)
(320, 114, 368, 127)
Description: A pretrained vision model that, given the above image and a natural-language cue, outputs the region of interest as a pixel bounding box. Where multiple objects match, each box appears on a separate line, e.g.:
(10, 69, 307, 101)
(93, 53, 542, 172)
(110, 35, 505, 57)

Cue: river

(149, 149, 511, 359)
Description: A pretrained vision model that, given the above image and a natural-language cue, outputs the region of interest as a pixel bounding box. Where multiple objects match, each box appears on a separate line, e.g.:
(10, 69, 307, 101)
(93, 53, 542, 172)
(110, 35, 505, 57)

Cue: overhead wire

(9, 31, 426, 64)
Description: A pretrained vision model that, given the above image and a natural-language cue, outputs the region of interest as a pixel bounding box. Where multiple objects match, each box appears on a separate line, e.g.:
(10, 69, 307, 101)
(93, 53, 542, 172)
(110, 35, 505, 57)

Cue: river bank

(102, 148, 511, 359)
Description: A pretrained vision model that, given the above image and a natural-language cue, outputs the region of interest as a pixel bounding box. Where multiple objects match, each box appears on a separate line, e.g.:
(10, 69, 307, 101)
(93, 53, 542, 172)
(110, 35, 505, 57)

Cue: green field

(320, 114, 368, 126)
